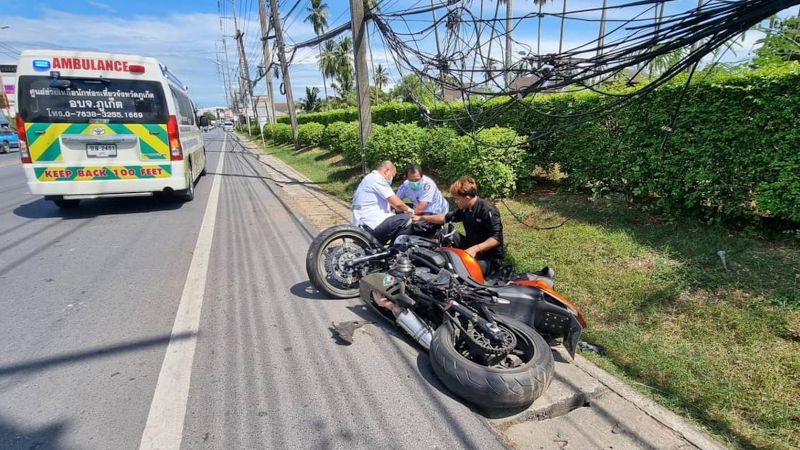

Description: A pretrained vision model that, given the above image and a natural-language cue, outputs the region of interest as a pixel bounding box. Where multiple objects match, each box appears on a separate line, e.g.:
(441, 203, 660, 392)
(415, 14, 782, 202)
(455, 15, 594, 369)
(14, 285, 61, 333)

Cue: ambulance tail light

(167, 115, 183, 161)
(129, 64, 145, 74)
(16, 114, 31, 164)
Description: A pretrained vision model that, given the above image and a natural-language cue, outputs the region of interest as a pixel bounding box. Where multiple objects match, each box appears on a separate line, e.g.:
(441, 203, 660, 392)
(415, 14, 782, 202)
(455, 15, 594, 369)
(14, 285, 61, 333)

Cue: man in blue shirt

(396, 165, 448, 215)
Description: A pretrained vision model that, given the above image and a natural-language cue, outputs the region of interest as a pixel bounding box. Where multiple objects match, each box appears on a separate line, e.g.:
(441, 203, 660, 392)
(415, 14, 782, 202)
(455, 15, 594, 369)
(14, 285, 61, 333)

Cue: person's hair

(376, 160, 395, 172)
(448, 176, 478, 198)
(406, 164, 423, 177)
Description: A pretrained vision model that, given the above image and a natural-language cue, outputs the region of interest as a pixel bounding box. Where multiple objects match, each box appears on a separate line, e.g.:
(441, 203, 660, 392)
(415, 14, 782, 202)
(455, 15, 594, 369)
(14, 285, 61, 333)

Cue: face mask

(408, 181, 422, 190)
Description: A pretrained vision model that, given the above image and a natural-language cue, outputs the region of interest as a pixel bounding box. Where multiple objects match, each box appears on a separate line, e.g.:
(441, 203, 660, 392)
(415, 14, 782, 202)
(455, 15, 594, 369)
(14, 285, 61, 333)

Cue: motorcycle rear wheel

(306, 225, 378, 298)
(430, 316, 554, 410)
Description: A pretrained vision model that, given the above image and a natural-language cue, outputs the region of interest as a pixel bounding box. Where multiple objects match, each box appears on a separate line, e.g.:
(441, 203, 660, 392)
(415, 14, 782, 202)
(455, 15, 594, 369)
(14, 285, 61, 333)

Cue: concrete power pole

(235, 28, 264, 143)
(351, 0, 372, 175)
(258, 0, 277, 125)
(269, 0, 299, 149)
(221, 38, 238, 115)
(505, 0, 513, 88)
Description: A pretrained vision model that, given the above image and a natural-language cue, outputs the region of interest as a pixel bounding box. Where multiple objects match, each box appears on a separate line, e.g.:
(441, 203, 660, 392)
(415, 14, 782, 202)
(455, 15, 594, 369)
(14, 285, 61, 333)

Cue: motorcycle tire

(306, 224, 380, 298)
(430, 316, 554, 410)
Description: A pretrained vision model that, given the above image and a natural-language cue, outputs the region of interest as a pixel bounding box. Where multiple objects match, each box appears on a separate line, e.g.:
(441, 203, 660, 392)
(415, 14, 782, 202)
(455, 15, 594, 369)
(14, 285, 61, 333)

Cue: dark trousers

(371, 213, 413, 244)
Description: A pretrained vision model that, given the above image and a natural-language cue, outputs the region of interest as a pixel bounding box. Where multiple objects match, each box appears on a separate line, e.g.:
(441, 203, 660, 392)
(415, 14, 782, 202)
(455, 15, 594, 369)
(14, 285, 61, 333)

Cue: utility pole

(270, 0, 299, 149)
(258, 0, 277, 125)
(233, 0, 264, 143)
(221, 37, 237, 115)
(598, 0, 608, 56)
(351, 0, 372, 175)
(235, 28, 264, 143)
(505, 0, 513, 88)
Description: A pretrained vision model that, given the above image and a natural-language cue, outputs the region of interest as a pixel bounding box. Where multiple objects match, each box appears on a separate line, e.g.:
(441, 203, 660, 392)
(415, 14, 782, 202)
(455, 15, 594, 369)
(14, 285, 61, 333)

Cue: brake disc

(325, 243, 367, 286)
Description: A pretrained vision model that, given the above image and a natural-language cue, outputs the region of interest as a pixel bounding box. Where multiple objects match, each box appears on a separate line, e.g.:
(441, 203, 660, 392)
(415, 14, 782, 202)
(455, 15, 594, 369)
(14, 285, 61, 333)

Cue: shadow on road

(13, 195, 184, 220)
(0, 414, 68, 450)
(289, 281, 351, 301)
(0, 332, 194, 378)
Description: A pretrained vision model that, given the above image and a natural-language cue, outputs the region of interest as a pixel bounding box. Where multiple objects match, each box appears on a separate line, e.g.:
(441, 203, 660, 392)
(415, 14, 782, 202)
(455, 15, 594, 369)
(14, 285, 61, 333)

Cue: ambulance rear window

(17, 76, 168, 124)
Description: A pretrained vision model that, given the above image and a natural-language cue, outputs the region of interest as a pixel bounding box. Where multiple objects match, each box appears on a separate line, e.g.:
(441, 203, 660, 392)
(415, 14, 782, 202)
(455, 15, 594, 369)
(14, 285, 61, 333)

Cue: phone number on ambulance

(46, 110, 145, 119)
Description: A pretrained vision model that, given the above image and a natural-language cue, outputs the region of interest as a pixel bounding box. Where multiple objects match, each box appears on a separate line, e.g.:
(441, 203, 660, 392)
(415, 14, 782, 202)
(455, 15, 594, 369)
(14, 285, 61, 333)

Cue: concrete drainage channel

(233, 134, 726, 450)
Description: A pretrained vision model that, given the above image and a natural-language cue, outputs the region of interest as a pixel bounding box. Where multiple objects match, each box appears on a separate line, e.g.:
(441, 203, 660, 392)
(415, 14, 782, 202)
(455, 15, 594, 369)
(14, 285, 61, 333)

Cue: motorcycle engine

(389, 254, 414, 279)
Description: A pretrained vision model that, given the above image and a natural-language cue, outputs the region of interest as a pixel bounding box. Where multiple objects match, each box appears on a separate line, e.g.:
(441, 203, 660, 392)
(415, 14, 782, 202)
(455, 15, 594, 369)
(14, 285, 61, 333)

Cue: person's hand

(465, 246, 480, 258)
(411, 214, 422, 222)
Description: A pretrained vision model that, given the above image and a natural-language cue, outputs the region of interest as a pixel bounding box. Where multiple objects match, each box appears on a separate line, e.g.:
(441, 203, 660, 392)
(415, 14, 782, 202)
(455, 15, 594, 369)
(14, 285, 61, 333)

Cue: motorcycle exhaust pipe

(395, 309, 433, 351)
(359, 273, 433, 350)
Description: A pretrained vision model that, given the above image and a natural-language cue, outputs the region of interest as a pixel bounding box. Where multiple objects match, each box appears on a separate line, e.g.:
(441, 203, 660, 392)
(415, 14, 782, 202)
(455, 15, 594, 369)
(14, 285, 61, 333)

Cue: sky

(1, 1, 797, 109)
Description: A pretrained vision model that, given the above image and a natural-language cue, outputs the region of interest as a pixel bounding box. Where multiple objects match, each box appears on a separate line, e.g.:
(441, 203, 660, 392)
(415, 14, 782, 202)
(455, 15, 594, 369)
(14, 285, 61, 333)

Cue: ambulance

(14, 50, 207, 208)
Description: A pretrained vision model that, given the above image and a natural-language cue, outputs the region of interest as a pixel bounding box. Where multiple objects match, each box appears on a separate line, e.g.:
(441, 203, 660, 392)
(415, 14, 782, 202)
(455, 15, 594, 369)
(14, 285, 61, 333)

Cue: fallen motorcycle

(321, 233, 585, 409)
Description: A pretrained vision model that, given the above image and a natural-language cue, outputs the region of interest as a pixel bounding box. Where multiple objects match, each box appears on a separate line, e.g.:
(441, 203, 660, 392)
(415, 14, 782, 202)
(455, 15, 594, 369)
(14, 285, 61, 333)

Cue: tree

(300, 86, 322, 112)
(389, 74, 438, 104)
(373, 64, 389, 104)
(305, 0, 330, 100)
(319, 39, 338, 95)
(331, 36, 354, 98)
(753, 17, 800, 67)
(202, 111, 217, 121)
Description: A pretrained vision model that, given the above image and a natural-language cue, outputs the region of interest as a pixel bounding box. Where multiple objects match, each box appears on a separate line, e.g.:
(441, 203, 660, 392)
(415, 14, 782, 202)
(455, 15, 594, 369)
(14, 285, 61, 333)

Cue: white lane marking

(139, 133, 227, 450)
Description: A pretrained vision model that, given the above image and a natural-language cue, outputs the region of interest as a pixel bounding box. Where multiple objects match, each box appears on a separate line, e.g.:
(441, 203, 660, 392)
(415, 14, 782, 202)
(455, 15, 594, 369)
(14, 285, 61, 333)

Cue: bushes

(445, 127, 529, 198)
(270, 123, 293, 144)
(297, 122, 325, 147)
(526, 63, 800, 223)
(365, 123, 425, 171)
(325, 121, 362, 165)
(268, 63, 800, 223)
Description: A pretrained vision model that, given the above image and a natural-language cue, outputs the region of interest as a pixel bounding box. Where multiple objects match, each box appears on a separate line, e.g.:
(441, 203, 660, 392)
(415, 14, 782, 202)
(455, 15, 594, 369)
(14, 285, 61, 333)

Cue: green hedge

(274, 63, 800, 223)
(297, 122, 325, 147)
(525, 64, 800, 223)
(280, 102, 425, 127)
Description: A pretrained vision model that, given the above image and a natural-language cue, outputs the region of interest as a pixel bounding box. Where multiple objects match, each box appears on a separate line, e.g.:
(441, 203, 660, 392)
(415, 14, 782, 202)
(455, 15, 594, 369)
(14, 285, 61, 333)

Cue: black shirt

(445, 198, 505, 260)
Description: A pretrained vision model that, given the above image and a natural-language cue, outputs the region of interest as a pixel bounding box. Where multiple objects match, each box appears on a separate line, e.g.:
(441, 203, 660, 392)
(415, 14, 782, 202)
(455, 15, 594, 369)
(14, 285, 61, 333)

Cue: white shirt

(352, 170, 396, 228)
(396, 175, 449, 214)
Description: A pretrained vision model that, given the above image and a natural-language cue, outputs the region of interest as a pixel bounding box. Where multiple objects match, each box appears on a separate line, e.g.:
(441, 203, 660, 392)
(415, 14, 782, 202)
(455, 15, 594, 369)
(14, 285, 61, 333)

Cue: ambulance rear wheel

(52, 198, 80, 209)
(177, 162, 195, 202)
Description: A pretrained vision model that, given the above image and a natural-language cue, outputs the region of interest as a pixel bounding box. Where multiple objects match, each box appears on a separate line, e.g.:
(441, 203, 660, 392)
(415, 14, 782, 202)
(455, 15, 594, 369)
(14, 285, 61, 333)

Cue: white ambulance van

(14, 50, 207, 208)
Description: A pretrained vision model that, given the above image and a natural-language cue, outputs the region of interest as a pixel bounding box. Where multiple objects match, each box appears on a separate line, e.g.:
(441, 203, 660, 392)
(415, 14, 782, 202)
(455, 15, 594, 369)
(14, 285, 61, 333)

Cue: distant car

(223, 121, 234, 131)
(0, 127, 19, 153)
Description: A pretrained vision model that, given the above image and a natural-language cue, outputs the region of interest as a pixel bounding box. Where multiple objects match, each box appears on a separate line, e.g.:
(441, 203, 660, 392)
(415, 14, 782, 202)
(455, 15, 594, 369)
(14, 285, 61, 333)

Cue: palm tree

(305, 0, 330, 100)
(373, 64, 389, 104)
(319, 40, 338, 87)
(333, 36, 355, 97)
(301, 86, 321, 112)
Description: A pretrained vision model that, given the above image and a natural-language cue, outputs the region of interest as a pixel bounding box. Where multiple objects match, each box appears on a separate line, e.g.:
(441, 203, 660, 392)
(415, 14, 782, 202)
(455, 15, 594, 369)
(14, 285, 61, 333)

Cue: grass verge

(248, 133, 800, 449)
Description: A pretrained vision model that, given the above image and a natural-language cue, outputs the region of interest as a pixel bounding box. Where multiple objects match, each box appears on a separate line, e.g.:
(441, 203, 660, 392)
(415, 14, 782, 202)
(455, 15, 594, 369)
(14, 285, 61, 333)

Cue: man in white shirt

(352, 160, 414, 243)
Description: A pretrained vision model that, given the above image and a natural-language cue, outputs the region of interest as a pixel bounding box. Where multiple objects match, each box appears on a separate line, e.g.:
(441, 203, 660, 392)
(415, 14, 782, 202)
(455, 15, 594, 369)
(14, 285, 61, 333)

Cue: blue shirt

(396, 175, 448, 214)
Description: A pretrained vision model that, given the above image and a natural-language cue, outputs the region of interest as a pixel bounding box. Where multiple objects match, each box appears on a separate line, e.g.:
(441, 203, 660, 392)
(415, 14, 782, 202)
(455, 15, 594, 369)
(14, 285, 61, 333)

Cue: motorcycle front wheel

(305, 225, 380, 298)
(429, 316, 554, 410)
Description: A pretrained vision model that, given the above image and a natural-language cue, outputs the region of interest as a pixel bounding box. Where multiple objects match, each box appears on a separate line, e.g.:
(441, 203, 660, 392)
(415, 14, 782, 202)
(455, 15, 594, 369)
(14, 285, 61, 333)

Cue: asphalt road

(0, 128, 507, 449)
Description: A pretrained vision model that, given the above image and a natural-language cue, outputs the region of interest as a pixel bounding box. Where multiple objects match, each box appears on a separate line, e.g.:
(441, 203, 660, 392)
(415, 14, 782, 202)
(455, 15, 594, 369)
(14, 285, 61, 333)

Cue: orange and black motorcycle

(306, 225, 585, 408)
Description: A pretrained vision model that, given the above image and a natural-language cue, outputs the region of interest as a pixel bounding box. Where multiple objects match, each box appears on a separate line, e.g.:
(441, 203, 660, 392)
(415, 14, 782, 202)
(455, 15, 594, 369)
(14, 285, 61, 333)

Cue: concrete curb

(571, 354, 727, 450)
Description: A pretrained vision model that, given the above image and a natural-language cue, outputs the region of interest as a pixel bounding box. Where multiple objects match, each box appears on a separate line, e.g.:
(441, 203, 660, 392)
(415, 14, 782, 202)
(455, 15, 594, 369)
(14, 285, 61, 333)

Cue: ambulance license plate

(87, 144, 117, 158)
